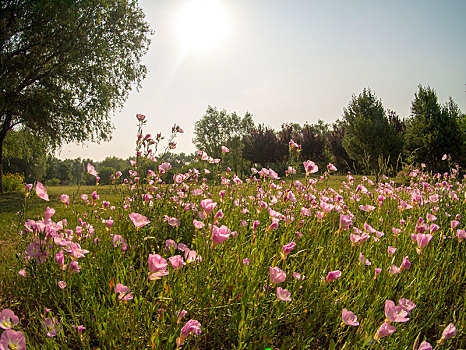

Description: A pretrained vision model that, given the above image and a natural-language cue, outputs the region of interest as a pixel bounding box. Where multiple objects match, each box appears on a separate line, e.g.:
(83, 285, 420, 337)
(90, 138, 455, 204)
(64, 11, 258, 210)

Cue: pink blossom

(325, 270, 341, 283)
(148, 254, 169, 280)
(415, 233, 433, 253)
(359, 204, 375, 212)
(242, 258, 250, 266)
(58, 281, 66, 289)
(426, 213, 437, 221)
(390, 265, 401, 275)
(87, 163, 98, 177)
(456, 229, 465, 242)
(282, 242, 296, 256)
(418, 341, 432, 350)
(158, 162, 172, 173)
(375, 321, 396, 339)
(129, 212, 150, 229)
(212, 225, 231, 246)
(339, 214, 353, 230)
(69, 260, 81, 273)
(35, 181, 49, 201)
(184, 249, 202, 263)
(385, 300, 409, 322)
(401, 256, 411, 270)
(293, 272, 305, 280)
(374, 268, 382, 279)
(388, 246, 397, 255)
(303, 160, 318, 175)
(60, 194, 70, 205)
(176, 310, 187, 324)
(169, 255, 185, 270)
(398, 298, 416, 313)
(276, 287, 292, 301)
(439, 323, 456, 343)
(44, 317, 60, 337)
(0, 329, 26, 350)
(115, 283, 133, 300)
(136, 113, 146, 121)
(327, 163, 337, 172)
(270, 267, 286, 284)
(221, 146, 229, 153)
(165, 239, 176, 251)
(341, 309, 359, 326)
(451, 220, 460, 229)
(0, 309, 19, 330)
(178, 319, 202, 346)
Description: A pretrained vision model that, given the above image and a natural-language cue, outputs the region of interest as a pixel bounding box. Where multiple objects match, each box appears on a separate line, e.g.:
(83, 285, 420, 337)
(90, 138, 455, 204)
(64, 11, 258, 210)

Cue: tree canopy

(342, 88, 403, 177)
(0, 0, 152, 191)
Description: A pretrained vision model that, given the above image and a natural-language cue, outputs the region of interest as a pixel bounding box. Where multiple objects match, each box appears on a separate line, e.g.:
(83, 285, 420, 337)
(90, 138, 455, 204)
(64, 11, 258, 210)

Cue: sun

(175, 0, 229, 51)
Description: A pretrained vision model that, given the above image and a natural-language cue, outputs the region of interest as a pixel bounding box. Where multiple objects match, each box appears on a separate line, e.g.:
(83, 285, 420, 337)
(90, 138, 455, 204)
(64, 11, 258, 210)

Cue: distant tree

(0, 0, 151, 191)
(327, 120, 353, 173)
(193, 106, 254, 173)
(242, 124, 283, 168)
(342, 88, 403, 177)
(296, 124, 328, 165)
(404, 86, 463, 171)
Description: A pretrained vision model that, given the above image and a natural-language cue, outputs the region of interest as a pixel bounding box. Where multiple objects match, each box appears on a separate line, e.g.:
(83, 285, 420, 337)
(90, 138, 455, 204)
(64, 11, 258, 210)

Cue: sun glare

(176, 0, 228, 51)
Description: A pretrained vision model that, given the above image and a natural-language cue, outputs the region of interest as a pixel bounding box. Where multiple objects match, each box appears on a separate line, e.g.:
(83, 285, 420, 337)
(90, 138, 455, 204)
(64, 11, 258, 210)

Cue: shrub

(2, 173, 24, 192)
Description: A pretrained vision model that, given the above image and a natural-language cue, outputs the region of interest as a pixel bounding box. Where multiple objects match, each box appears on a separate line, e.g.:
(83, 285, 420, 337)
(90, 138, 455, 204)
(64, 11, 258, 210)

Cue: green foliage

(0, 0, 152, 191)
(1, 173, 24, 192)
(342, 88, 403, 177)
(193, 106, 254, 174)
(404, 86, 464, 172)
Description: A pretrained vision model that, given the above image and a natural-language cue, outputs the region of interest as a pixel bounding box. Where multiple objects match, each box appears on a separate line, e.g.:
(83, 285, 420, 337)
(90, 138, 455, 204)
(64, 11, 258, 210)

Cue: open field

(0, 170, 464, 349)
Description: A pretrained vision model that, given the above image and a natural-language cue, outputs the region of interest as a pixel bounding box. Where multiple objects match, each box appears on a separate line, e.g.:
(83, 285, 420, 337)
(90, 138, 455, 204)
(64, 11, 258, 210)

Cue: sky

(58, 0, 466, 161)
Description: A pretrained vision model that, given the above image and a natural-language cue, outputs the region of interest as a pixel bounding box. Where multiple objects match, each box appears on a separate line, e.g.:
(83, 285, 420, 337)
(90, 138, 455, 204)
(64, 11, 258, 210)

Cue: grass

(0, 170, 463, 349)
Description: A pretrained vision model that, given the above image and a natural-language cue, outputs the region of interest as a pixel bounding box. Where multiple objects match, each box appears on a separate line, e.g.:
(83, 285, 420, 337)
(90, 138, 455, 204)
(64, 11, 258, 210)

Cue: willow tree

(0, 0, 151, 191)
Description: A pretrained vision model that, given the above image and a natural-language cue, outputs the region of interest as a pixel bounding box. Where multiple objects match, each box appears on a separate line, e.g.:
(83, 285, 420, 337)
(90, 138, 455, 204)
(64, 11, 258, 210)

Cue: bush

(46, 178, 60, 186)
(2, 173, 24, 192)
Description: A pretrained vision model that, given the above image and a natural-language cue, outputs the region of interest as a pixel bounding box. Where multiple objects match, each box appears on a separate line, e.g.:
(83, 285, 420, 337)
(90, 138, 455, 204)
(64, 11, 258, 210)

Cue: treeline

(2, 85, 465, 186)
(194, 85, 465, 177)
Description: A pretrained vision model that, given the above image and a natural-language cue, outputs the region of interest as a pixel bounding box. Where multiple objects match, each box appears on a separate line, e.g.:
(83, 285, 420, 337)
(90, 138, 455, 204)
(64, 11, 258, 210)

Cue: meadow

(0, 154, 464, 349)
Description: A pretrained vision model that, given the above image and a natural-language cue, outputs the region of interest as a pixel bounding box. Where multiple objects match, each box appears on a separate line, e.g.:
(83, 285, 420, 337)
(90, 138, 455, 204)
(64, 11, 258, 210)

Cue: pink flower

(200, 199, 217, 215)
(58, 281, 66, 289)
(374, 267, 382, 279)
(439, 323, 456, 343)
(342, 309, 359, 326)
(148, 254, 169, 280)
(375, 321, 396, 339)
(270, 267, 286, 284)
(60, 194, 70, 205)
(35, 181, 49, 201)
(193, 220, 204, 229)
(327, 163, 337, 172)
(339, 214, 353, 230)
(129, 212, 150, 229)
(115, 283, 133, 301)
(293, 272, 305, 280)
(184, 249, 202, 263)
(87, 163, 98, 177)
(359, 204, 375, 212)
(0, 309, 19, 330)
(0, 329, 26, 350)
(276, 287, 292, 301)
(426, 213, 437, 221)
(303, 160, 318, 175)
(325, 270, 341, 283)
(282, 242, 296, 256)
(388, 246, 397, 256)
(69, 260, 81, 273)
(398, 298, 416, 313)
(418, 341, 432, 350)
(44, 317, 60, 337)
(242, 258, 250, 266)
(390, 265, 401, 275)
(221, 146, 229, 153)
(158, 162, 172, 173)
(169, 255, 185, 270)
(415, 233, 433, 253)
(401, 256, 411, 270)
(385, 300, 409, 323)
(456, 229, 466, 242)
(177, 319, 202, 346)
(136, 113, 146, 121)
(176, 310, 187, 324)
(212, 225, 231, 246)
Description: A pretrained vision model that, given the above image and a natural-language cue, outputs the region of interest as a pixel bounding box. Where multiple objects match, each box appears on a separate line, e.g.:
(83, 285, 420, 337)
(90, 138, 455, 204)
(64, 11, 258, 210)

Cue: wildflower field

(0, 119, 464, 350)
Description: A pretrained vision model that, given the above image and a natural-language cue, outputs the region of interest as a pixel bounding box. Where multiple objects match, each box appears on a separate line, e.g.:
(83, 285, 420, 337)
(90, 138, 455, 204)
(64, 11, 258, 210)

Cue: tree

(296, 123, 328, 165)
(342, 88, 403, 178)
(242, 124, 284, 169)
(193, 106, 254, 173)
(0, 0, 151, 191)
(404, 86, 463, 172)
(327, 119, 353, 173)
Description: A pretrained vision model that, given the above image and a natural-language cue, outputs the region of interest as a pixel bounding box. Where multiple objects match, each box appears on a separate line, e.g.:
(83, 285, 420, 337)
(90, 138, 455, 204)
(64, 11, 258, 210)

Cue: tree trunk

(0, 133, 4, 193)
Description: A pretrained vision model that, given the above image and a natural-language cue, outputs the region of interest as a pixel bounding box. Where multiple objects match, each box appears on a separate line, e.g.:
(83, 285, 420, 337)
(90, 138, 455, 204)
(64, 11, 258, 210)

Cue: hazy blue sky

(59, 0, 466, 161)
